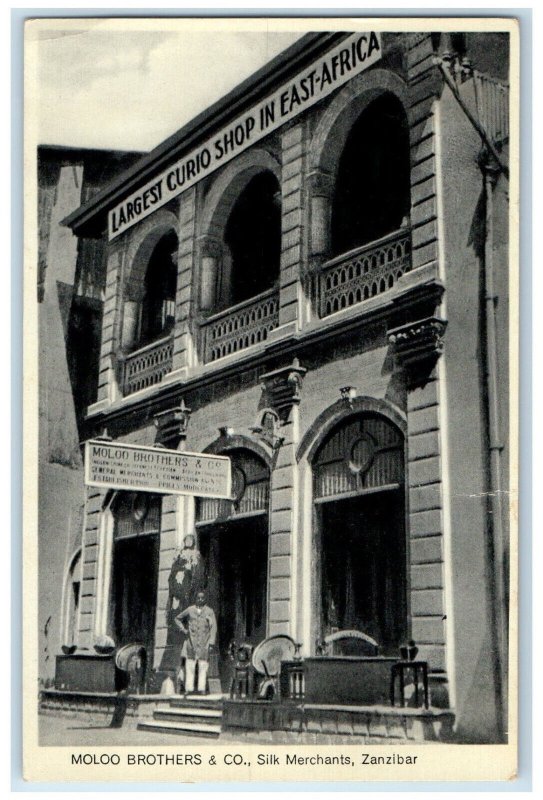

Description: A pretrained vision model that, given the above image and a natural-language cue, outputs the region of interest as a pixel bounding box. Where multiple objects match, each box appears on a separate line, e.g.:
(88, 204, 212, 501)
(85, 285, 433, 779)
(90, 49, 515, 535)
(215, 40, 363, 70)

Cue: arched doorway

(312, 413, 407, 654)
(107, 492, 161, 655)
(196, 448, 270, 677)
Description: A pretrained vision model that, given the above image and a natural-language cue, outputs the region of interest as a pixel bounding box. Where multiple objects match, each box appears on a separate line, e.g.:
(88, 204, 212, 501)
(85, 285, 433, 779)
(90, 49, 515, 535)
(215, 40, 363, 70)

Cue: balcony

(318, 229, 412, 318)
(201, 288, 280, 363)
(122, 335, 174, 396)
(473, 71, 509, 145)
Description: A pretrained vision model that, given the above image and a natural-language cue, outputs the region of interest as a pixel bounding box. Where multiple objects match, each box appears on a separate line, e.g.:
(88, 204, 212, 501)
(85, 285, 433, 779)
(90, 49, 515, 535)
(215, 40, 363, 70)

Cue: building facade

(56, 31, 512, 743)
(37, 145, 144, 685)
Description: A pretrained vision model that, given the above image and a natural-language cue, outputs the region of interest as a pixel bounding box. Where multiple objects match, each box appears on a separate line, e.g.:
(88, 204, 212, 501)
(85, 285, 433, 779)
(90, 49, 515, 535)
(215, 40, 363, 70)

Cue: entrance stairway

(137, 695, 223, 738)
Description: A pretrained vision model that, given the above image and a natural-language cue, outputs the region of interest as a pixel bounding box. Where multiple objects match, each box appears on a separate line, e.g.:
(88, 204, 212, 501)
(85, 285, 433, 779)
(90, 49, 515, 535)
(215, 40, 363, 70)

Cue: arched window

(137, 230, 178, 348)
(331, 93, 411, 257)
(312, 413, 407, 653)
(218, 171, 281, 310)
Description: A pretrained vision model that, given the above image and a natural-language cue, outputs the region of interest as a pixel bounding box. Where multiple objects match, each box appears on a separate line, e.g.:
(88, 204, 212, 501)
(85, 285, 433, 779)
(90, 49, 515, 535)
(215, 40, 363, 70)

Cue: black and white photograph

(23, 17, 519, 782)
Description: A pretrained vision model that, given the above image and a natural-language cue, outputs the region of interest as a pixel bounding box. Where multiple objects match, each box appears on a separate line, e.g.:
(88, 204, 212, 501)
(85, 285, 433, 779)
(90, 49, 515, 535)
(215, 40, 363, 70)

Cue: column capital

(260, 358, 307, 422)
(197, 234, 222, 259)
(388, 316, 447, 374)
(307, 169, 334, 198)
(154, 399, 191, 448)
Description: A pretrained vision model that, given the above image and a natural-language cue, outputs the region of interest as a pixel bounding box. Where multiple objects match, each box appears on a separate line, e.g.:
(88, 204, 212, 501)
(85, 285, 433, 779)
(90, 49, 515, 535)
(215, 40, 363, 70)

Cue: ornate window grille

(196, 450, 269, 524)
(313, 414, 404, 501)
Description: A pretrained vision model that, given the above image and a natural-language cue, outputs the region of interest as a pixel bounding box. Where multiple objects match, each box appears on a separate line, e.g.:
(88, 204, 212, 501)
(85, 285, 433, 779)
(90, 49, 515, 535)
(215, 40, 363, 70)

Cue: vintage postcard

(23, 16, 519, 783)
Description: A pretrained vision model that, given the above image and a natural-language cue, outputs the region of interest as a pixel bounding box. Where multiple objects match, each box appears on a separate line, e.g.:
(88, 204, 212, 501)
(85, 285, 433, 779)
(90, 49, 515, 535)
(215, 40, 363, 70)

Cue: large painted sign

(108, 31, 382, 240)
(84, 440, 232, 498)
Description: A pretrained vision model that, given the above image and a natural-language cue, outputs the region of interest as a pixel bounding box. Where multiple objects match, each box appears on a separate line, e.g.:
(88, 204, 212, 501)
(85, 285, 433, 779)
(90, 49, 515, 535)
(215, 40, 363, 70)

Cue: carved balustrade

(122, 335, 174, 396)
(318, 229, 412, 318)
(280, 661, 305, 701)
(201, 289, 279, 363)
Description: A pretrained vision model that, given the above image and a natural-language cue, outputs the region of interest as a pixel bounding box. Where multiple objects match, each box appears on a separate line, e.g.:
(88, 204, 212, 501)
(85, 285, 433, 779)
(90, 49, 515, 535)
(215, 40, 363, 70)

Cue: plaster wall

(38, 164, 85, 683)
(38, 464, 85, 685)
(438, 79, 504, 741)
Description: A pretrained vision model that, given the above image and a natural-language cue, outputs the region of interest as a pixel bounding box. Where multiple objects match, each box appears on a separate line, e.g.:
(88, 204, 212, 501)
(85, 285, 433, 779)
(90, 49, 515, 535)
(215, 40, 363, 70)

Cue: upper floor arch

(121, 209, 179, 353)
(310, 68, 411, 178)
(309, 69, 412, 260)
(200, 149, 281, 240)
(198, 149, 281, 314)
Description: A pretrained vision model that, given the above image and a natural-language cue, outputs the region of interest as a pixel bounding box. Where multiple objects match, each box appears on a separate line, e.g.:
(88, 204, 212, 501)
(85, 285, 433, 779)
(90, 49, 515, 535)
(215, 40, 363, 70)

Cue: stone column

(388, 317, 451, 705)
(269, 121, 308, 341)
(169, 188, 197, 376)
(260, 360, 306, 640)
(307, 169, 334, 258)
(95, 240, 125, 406)
(120, 299, 140, 350)
(198, 235, 222, 312)
(405, 33, 442, 274)
(77, 485, 109, 651)
(151, 403, 192, 682)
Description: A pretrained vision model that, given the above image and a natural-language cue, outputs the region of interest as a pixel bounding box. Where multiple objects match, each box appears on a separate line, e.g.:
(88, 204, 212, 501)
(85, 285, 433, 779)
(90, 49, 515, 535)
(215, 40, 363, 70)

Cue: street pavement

(39, 713, 219, 746)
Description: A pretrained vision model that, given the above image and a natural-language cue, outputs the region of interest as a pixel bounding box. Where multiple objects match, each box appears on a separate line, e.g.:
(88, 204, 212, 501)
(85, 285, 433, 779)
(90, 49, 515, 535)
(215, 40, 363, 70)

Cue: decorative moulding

(154, 399, 191, 448)
(250, 408, 284, 450)
(387, 316, 447, 372)
(260, 358, 307, 422)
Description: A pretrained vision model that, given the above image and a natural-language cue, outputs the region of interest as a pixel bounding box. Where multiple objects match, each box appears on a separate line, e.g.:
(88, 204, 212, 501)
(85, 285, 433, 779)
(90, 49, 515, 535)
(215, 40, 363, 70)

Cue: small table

(390, 661, 429, 709)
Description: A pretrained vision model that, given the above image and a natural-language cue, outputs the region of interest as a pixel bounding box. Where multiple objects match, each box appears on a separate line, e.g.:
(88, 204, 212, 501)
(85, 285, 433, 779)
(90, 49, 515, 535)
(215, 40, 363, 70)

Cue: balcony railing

(473, 71, 509, 145)
(319, 229, 412, 318)
(122, 335, 174, 396)
(201, 289, 280, 363)
(279, 661, 305, 701)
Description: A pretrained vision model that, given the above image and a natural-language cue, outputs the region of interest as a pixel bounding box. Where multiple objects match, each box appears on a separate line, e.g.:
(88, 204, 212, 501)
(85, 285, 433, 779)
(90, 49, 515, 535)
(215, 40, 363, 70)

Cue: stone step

(155, 707, 223, 724)
(168, 694, 223, 709)
(138, 719, 221, 737)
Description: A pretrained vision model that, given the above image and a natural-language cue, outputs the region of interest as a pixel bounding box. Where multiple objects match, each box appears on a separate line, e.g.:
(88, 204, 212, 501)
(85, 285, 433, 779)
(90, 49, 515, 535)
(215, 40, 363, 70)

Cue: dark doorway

(138, 230, 178, 348)
(199, 516, 268, 679)
(331, 93, 411, 256)
(224, 171, 281, 306)
(110, 534, 160, 654)
(319, 489, 407, 654)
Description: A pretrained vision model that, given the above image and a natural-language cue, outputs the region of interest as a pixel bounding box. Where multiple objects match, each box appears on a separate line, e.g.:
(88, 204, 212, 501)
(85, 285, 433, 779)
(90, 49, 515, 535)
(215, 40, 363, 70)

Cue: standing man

(175, 591, 217, 695)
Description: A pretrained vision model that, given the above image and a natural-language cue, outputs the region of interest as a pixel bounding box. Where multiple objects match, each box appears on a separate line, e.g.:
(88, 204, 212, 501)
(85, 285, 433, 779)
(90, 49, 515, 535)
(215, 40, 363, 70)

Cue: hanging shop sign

(84, 440, 232, 498)
(108, 31, 382, 240)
